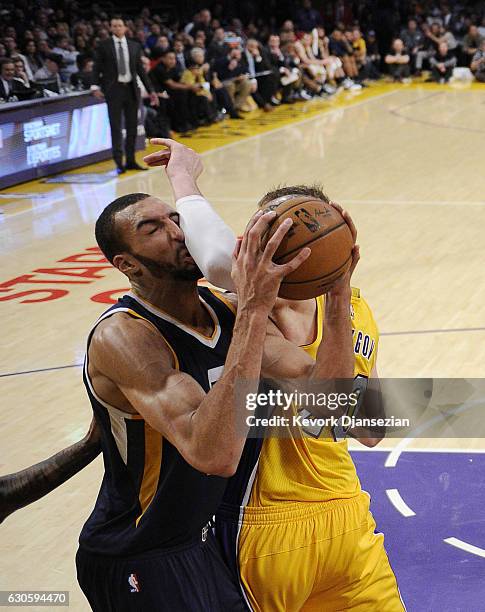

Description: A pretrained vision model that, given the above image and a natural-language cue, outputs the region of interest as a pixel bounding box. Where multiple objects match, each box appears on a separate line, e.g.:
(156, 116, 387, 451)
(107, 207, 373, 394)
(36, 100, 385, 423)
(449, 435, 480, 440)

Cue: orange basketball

(263, 195, 354, 300)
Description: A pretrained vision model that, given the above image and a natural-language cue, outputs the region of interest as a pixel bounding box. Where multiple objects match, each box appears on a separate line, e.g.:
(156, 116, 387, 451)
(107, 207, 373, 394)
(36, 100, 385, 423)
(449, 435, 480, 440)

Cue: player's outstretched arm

(89, 211, 310, 477)
(143, 138, 236, 291)
(0, 418, 101, 524)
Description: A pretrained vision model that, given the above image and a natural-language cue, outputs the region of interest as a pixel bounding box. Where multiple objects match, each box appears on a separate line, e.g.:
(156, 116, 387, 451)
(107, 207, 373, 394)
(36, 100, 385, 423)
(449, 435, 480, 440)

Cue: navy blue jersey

(79, 287, 236, 556)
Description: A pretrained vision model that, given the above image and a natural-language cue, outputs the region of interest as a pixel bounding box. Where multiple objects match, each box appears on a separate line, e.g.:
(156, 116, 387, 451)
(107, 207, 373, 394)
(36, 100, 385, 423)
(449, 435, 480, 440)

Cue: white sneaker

(323, 84, 337, 95)
(299, 89, 313, 100)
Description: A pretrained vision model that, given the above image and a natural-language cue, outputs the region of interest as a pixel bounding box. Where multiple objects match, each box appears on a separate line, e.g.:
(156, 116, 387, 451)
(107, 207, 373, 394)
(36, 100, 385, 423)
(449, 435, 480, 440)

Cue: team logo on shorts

(128, 573, 140, 593)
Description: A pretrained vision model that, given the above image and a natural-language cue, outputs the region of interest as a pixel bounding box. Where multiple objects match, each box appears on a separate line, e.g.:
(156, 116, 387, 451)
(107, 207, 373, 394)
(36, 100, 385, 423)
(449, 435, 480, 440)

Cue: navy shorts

(76, 530, 248, 611)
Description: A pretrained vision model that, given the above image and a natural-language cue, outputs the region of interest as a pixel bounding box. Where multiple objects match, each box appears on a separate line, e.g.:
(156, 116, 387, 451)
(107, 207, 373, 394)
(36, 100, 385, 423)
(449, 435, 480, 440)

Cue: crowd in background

(1, 0, 485, 137)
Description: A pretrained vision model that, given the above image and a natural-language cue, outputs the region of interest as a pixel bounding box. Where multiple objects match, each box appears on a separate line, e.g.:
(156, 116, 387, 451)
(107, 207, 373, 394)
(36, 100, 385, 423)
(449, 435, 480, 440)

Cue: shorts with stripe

(216, 492, 405, 612)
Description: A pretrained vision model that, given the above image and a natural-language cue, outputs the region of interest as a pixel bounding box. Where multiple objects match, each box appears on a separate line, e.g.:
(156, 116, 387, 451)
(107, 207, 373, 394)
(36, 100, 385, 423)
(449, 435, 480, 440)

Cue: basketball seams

(274, 221, 348, 262)
(280, 254, 352, 285)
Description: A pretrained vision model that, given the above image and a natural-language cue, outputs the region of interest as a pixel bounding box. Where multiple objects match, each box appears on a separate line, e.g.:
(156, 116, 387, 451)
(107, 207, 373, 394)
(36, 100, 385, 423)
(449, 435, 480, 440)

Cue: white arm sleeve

(176, 195, 237, 292)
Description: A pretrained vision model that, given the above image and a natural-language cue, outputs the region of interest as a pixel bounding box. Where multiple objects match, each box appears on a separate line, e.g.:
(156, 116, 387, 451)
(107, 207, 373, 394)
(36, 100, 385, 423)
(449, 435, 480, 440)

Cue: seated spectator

(363, 30, 381, 79)
(214, 47, 252, 112)
(429, 41, 457, 82)
(385, 38, 411, 82)
(206, 27, 229, 62)
(149, 49, 198, 133)
(190, 46, 241, 119)
(243, 38, 279, 110)
(52, 35, 79, 82)
(0, 57, 32, 101)
(266, 34, 300, 103)
(2, 36, 33, 80)
(463, 25, 484, 66)
(471, 39, 485, 82)
(33, 53, 64, 92)
(139, 55, 171, 138)
(400, 18, 424, 72)
(12, 56, 31, 88)
(351, 27, 367, 76)
(70, 55, 95, 89)
(145, 24, 161, 50)
(282, 41, 314, 99)
(294, 32, 327, 91)
(329, 29, 360, 87)
(439, 24, 457, 55)
(416, 22, 441, 73)
(173, 39, 188, 72)
(180, 60, 217, 124)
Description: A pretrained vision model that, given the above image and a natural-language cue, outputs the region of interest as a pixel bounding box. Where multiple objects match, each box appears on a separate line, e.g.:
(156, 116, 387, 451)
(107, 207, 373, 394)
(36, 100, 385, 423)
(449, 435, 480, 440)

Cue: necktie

(118, 41, 127, 76)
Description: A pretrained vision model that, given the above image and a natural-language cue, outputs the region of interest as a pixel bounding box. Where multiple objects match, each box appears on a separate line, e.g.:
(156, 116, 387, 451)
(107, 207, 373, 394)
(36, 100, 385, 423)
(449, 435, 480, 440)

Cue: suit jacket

(93, 37, 153, 100)
(0, 78, 33, 101)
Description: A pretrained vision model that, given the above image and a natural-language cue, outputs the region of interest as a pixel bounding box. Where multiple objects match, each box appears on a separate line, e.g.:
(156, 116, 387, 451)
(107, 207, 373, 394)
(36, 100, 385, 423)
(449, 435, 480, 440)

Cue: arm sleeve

(176, 195, 237, 291)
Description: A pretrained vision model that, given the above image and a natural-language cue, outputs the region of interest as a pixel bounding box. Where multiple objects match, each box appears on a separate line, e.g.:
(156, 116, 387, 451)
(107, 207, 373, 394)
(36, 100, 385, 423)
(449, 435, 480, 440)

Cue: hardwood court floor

(1, 82, 485, 610)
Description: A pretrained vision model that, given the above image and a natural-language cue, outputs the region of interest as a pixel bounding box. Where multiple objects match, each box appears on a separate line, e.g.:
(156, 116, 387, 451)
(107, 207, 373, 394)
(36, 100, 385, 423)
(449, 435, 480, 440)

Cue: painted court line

(386, 489, 416, 517)
(444, 537, 485, 559)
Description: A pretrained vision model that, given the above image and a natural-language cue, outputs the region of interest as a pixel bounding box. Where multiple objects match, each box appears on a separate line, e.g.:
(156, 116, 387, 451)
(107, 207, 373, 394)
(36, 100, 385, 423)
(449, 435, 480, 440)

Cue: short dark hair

(0, 58, 15, 69)
(95, 193, 149, 263)
(258, 184, 329, 208)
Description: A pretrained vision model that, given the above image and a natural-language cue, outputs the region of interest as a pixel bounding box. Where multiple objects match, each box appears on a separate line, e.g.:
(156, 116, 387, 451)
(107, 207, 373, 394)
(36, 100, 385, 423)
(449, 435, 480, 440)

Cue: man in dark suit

(92, 16, 158, 173)
(0, 58, 33, 102)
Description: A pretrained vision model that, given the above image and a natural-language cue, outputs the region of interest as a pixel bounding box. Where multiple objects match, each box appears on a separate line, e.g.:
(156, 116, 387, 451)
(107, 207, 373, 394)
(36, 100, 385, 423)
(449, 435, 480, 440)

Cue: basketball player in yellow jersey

(216, 186, 404, 612)
(142, 141, 404, 610)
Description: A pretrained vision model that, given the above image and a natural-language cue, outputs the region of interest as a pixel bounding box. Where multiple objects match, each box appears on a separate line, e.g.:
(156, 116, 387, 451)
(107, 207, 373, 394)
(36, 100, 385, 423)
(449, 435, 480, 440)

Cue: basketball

(263, 195, 354, 300)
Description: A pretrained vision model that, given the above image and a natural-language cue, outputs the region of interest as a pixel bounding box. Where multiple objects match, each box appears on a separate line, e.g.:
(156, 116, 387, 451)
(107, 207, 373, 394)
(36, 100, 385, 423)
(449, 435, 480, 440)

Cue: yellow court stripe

(2, 80, 484, 208)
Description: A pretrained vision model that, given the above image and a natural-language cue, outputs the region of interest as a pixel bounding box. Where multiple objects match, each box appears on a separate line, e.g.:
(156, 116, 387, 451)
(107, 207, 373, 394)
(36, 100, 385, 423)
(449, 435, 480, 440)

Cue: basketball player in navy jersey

(2, 142, 357, 611)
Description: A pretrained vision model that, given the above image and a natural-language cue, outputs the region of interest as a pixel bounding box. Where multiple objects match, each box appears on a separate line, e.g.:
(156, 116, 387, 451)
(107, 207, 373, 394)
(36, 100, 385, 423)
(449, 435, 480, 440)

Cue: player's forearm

(311, 293, 354, 380)
(176, 196, 236, 290)
(191, 307, 268, 475)
(0, 430, 101, 524)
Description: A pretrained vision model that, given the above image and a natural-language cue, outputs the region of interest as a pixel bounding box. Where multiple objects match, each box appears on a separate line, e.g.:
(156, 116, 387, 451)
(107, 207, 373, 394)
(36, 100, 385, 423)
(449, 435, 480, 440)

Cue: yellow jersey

(247, 287, 379, 505)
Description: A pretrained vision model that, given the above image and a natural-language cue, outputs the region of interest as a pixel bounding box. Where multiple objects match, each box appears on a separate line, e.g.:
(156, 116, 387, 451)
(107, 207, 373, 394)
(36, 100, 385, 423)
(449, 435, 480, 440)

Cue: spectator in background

(214, 47, 252, 112)
(351, 27, 366, 75)
(415, 22, 439, 74)
(33, 53, 64, 88)
(266, 33, 300, 103)
(173, 39, 187, 72)
(206, 27, 229, 62)
(296, 0, 322, 33)
(52, 35, 79, 82)
(471, 39, 485, 82)
(478, 16, 485, 39)
(190, 46, 242, 119)
(0, 57, 32, 101)
(429, 41, 457, 82)
(139, 55, 171, 138)
(2, 36, 32, 80)
(149, 49, 198, 133)
(385, 38, 411, 82)
(12, 56, 31, 88)
(243, 38, 279, 110)
(364, 30, 381, 79)
(463, 25, 484, 66)
(400, 18, 424, 72)
(329, 29, 360, 88)
(71, 55, 95, 89)
(0, 42, 7, 59)
(191, 8, 213, 40)
(145, 24, 161, 50)
(180, 59, 217, 125)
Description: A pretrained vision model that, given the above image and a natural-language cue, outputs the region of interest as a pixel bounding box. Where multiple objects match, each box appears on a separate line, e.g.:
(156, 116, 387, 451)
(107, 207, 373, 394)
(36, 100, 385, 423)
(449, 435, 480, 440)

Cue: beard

(131, 250, 203, 282)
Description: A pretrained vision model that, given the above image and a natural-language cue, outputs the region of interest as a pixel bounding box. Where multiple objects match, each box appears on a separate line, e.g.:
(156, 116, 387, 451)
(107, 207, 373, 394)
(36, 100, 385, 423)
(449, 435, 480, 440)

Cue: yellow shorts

(236, 493, 405, 611)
